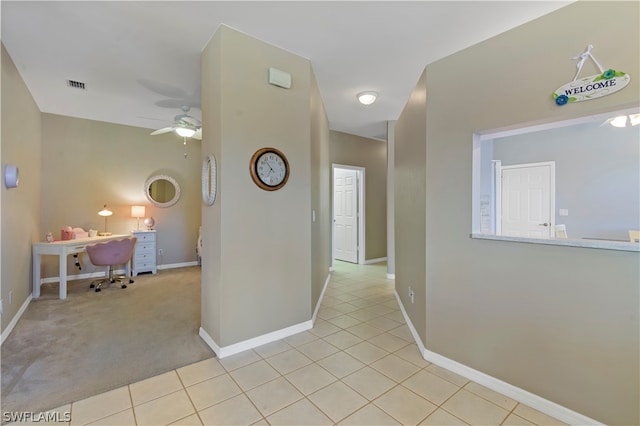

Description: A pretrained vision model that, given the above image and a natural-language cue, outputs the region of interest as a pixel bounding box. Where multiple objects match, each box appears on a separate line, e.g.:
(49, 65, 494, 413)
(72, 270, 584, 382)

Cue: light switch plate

(559, 209, 569, 216)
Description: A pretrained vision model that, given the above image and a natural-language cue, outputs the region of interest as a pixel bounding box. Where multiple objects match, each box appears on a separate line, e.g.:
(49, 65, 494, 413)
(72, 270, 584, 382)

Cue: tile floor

(16, 261, 566, 425)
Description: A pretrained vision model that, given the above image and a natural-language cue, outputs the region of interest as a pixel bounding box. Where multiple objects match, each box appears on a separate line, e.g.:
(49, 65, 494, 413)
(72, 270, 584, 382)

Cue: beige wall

(330, 131, 387, 261)
(40, 114, 201, 277)
(201, 25, 319, 347)
(310, 70, 331, 308)
(1, 44, 42, 334)
(397, 2, 639, 424)
(394, 71, 427, 342)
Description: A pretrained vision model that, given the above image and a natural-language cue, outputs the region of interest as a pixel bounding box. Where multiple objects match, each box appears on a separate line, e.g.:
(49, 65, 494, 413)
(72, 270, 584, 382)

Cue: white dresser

(132, 230, 157, 276)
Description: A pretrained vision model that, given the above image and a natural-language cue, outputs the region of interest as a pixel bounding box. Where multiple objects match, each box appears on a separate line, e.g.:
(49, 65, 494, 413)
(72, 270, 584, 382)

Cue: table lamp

(98, 205, 113, 236)
(131, 205, 146, 230)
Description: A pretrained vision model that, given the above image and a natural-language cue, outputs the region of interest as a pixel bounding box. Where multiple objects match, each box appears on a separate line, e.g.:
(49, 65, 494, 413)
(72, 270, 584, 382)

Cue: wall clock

(250, 147, 290, 191)
(202, 154, 217, 205)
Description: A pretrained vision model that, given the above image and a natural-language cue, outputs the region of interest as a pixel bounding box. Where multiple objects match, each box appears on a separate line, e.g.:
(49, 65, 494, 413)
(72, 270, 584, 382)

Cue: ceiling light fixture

(609, 114, 640, 128)
(175, 126, 196, 138)
(357, 91, 377, 105)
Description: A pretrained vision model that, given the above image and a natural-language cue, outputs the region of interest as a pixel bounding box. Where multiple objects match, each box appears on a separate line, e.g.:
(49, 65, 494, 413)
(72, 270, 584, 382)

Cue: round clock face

(250, 147, 289, 191)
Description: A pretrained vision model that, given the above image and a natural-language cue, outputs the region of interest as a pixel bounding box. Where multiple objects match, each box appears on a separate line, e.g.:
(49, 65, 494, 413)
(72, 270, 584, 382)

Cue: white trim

(394, 290, 602, 426)
(1, 294, 32, 345)
(312, 271, 332, 323)
(199, 320, 313, 358)
(332, 164, 366, 265)
(39, 261, 200, 284)
(422, 350, 603, 426)
(393, 290, 426, 355)
(386, 273, 395, 280)
(364, 257, 387, 265)
(157, 261, 199, 270)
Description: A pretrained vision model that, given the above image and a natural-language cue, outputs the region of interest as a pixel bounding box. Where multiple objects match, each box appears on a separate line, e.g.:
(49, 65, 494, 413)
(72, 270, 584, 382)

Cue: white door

(501, 163, 554, 239)
(334, 168, 359, 263)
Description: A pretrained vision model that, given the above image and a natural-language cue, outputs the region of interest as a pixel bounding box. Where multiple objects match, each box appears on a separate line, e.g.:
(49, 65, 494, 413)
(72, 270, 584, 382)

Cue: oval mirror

(144, 175, 181, 208)
(202, 154, 217, 206)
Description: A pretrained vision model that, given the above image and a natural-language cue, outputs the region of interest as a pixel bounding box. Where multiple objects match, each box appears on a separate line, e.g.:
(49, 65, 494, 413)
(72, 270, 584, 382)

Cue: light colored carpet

(1, 266, 214, 414)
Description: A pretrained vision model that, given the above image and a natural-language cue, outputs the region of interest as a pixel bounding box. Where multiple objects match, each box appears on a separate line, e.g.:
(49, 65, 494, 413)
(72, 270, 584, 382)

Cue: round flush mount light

(357, 91, 378, 105)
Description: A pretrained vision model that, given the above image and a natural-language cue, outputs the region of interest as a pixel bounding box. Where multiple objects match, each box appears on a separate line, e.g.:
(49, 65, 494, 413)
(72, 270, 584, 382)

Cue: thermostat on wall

(268, 67, 291, 89)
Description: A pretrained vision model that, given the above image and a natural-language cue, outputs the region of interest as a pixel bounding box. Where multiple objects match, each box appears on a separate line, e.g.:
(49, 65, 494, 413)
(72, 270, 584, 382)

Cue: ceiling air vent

(66, 80, 86, 90)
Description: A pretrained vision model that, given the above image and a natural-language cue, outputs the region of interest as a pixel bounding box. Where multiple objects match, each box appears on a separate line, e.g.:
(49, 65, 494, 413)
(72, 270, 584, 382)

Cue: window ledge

(471, 233, 640, 252)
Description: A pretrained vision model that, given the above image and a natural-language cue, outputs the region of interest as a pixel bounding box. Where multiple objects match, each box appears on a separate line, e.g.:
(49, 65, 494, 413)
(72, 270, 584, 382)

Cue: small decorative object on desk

(46, 232, 54, 242)
(143, 216, 155, 230)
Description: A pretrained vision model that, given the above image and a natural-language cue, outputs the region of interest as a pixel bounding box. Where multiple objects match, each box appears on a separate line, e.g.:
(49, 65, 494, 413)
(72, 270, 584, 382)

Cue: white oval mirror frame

(202, 154, 217, 206)
(144, 174, 181, 208)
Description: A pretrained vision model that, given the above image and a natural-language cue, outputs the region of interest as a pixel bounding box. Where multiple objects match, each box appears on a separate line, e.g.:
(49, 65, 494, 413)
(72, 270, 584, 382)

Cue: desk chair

(629, 230, 640, 243)
(86, 237, 137, 292)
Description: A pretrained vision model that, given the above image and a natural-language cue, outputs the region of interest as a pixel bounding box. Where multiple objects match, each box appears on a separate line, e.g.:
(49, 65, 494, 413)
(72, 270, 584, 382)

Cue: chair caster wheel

(129, 279, 134, 284)
(90, 284, 95, 288)
(122, 284, 127, 289)
(95, 288, 101, 292)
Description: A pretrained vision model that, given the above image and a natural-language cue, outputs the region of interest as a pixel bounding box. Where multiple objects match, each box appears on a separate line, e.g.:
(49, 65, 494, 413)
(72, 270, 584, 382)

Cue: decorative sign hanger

(553, 44, 630, 106)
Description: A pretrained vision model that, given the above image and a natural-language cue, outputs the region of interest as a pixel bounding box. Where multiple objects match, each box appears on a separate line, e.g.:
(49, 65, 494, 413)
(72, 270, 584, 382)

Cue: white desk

(33, 234, 130, 300)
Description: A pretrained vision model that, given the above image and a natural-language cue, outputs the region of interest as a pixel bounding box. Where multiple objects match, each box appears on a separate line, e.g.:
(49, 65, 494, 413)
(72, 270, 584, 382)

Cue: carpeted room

(1, 266, 213, 415)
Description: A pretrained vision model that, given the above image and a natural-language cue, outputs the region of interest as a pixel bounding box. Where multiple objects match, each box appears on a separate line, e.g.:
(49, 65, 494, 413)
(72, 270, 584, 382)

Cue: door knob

(539, 223, 550, 227)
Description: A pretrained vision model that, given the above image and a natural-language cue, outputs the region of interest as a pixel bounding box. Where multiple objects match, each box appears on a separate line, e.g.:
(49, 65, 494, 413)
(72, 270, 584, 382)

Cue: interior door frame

(332, 164, 365, 267)
(497, 161, 556, 238)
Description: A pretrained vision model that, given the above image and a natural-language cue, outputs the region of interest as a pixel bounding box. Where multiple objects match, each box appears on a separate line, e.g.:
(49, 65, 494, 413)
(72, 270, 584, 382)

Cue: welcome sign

(553, 45, 630, 106)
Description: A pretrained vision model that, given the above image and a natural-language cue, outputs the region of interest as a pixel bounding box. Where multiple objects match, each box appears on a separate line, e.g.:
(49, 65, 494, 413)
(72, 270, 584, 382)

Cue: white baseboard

(1, 294, 32, 345)
(40, 262, 199, 284)
(312, 271, 332, 323)
(386, 273, 395, 279)
(393, 291, 602, 426)
(199, 319, 314, 359)
(364, 257, 387, 265)
(158, 261, 199, 270)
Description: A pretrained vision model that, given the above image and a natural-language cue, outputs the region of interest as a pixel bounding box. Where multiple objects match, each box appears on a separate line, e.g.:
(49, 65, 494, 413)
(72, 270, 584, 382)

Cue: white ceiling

(1, 1, 572, 141)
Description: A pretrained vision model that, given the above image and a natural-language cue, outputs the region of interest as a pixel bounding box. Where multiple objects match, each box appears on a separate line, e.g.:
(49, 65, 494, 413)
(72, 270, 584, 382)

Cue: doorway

(332, 164, 365, 264)
(498, 161, 555, 239)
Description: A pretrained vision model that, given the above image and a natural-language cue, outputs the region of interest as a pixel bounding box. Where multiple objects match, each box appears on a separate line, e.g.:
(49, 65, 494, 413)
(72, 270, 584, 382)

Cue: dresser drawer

(135, 232, 156, 243)
(135, 243, 155, 254)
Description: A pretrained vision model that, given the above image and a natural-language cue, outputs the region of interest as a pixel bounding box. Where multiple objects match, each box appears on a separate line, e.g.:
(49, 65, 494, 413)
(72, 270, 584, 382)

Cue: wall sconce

(131, 205, 146, 230)
(4, 164, 19, 189)
(98, 205, 113, 236)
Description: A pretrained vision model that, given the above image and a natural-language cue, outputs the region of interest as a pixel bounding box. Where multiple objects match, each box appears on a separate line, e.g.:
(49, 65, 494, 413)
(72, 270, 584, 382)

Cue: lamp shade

(131, 205, 146, 218)
(98, 205, 113, 217)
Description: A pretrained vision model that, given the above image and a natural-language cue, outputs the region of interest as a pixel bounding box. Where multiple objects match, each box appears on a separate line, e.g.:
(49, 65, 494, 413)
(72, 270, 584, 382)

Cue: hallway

(32, 261, 565, 425)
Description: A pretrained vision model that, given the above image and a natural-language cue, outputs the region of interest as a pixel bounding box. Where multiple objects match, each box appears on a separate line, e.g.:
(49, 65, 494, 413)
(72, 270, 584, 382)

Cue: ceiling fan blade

(192, 128, 202, 140)
(180, 116, 201, 126)
(156, 98, 201, 109)
(150, 127, 174, 136)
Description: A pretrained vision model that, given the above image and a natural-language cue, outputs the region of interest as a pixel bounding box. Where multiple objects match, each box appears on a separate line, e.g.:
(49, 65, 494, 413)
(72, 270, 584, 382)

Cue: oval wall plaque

(553, 69, 630, 106)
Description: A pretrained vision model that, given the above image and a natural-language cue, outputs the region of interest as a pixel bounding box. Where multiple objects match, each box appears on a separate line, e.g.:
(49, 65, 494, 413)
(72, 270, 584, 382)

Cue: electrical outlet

(408, 287, 415, 304)
(158, 249, 164, 256)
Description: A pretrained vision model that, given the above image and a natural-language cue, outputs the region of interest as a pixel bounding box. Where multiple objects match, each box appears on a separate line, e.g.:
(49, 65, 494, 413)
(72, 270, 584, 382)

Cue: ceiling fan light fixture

(357, 91, 377, 105)
(175, 126, 196, 138)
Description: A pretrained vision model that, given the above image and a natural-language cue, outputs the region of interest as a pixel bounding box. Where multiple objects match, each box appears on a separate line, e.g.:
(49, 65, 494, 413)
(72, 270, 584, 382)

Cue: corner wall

(1, 44, 41, 335)
(396, 2, 639, 424)
(200, 25, 316, 349)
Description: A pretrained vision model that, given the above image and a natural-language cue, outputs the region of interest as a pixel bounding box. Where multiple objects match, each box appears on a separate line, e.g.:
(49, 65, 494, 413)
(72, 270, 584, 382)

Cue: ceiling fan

(150, 106, 202, 140)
